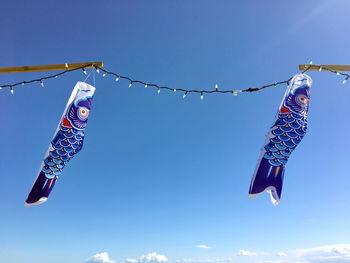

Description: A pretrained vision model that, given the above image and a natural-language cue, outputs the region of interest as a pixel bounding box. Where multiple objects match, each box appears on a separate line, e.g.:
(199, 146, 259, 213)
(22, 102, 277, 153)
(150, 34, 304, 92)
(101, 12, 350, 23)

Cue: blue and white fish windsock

(248, 73, 312, 205)
(25, 82, 95, 206)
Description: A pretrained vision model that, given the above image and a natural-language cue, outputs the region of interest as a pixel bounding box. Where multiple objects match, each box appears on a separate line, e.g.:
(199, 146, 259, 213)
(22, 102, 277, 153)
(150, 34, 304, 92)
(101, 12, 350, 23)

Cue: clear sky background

(1, 1, 350, 263)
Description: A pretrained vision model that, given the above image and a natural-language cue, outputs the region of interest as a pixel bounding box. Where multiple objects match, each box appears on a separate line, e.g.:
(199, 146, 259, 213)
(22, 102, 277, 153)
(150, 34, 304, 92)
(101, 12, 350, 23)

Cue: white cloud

(87, 252, 115, 263)
(236, 249, 257, 256)
(87, 244, 350, 263)
(196, 245, 212, 249)
(230, 244, 350, 262)
(176, 258, 233, 263)
(294, 244, 350, 262)
(127, 253, 168, 263)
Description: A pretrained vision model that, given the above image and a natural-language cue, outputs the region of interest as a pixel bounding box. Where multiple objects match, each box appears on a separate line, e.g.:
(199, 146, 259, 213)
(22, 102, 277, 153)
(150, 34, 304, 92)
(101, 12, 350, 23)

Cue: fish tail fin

(248, 158, 285, 205)
(25, 171, 57, 206)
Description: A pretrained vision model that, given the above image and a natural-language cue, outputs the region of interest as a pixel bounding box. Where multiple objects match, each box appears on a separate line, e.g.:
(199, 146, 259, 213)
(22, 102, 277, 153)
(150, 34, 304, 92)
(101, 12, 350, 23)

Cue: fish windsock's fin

(249, 158, 285, 205)
(25, 171, 56, 206)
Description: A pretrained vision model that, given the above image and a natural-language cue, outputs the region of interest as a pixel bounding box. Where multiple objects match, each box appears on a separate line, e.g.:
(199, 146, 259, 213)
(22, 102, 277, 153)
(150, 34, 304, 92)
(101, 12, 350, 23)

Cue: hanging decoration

(0, 63, 348, 97)
(0, 63, 296, 98)
(0, 62, 347, 206)
(248, 73, 312, 205)
(25, 81, 95, 206)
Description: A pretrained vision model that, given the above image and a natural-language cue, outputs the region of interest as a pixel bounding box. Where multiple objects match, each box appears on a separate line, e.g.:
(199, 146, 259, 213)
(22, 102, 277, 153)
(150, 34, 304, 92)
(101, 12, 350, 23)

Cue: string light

(1, 63, 348, 98)
(92, 67, 302, 97)
(317, 65, 350, 85)
(342, 76, 349, 84)
(0, 64, 298, 96)
(0, 64, 94, 92)
(92, 64, 100, 74)
(0, 63, 297, 96)
(319, 66, 323, 71)
(82, 68, 87, 75)
(10, 88, 14, 94)
(65, 63, 69, 70)
(40, 80, 44, 87)
(102, 72, 107, 77)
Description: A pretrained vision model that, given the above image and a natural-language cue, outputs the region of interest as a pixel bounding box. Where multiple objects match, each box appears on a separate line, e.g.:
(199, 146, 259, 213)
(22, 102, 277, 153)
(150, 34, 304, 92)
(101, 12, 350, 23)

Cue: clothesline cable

(0, 62, 347, 96)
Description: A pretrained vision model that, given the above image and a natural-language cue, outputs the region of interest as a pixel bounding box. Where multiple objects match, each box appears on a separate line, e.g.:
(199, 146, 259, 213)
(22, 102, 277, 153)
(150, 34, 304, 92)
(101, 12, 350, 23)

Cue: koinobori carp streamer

(249, 73, 312, 205)
(25, 81, 95, 206)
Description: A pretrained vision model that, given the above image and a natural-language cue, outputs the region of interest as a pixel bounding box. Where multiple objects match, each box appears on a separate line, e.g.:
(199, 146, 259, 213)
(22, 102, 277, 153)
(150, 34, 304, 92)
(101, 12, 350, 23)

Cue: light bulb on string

(173, 89, 177, 92)
(145, 84, 148, 88)
(183, 91, 188, 99)
(215, 84, 218, 91)
(65, 63, 69, 70)
(200, 92, 204, 100)
(0, 86, 2, 90)
(102, 72, 107, 77)
(342, 76, 349, 84)
(10, 88, 14, 94)
(129, 82, 133, 88)
(232, 91, 238, 96)
(319, 66, 323, 71)
(40, 80, 44, 87)
(92, 64, 99, 73)
(157, 88, 161, 94)
(115, 76, 120, 81)
(82, 68, 87, 75)
(337, 72, 340, 75)
(21, 82, 25, 85)
(55, 75, 58, 78)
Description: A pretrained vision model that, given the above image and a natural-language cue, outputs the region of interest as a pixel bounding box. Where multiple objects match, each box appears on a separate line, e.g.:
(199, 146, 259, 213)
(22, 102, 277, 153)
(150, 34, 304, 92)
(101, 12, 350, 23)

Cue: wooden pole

(299, 64, 350, 71)
(0, 62, 103, 74)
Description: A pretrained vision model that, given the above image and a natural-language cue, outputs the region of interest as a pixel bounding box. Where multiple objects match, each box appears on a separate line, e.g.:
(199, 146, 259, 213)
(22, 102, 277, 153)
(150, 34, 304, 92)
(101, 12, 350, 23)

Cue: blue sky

(1, 0, 350, 262)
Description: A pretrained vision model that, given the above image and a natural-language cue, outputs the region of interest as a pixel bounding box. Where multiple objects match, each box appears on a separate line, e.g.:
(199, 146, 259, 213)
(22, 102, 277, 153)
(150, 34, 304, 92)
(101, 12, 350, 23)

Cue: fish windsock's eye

(296, 95, 308, 106)
(78, 107, 89, 120)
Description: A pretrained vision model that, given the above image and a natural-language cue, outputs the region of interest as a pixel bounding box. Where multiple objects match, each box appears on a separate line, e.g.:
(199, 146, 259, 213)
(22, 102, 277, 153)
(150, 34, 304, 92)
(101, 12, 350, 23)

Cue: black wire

(1, 63, 347, 96)
(0, 64, 95, 89)
(97, 67, 292, 95)
(0, 63, 291, 95)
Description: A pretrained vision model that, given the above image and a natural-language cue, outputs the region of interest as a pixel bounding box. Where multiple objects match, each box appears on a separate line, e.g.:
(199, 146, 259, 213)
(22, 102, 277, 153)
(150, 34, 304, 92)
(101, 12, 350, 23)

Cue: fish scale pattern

(42, 125, 84, 179)
(263, 112, 307, 167)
